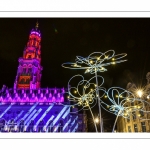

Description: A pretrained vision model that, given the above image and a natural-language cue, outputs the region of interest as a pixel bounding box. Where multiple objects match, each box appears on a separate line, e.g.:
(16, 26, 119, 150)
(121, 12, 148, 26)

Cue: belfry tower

(14, 22, 43, 89)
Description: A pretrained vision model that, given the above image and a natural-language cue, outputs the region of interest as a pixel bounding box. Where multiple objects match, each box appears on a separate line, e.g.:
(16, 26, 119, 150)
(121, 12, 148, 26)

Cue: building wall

(117, 72, 150, 132)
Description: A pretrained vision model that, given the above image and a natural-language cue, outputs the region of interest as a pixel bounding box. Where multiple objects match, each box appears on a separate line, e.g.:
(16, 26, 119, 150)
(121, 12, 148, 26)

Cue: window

(134, 124, 138, 132)
(141, 122, 146, 132)
(132, 112, 136, 120)
(139, 111, 144, 117)
(128, 126, 131, 132)
(28, 68, 32, 74)
(23, 68, 26, 74)
(127, 117, 130, 122)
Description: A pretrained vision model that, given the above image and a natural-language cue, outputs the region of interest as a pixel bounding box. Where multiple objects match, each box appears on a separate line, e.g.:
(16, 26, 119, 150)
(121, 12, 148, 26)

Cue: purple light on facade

(30, 31, 41, 36)
(0, 88, 65, 103)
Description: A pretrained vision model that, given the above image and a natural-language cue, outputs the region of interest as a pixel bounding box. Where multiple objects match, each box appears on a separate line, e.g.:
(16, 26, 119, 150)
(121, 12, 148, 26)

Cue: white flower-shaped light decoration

(62, 50, 127, 132)
(65, 74, 106, 132)
(66, 74, 105, 111)
(62, 50, 127, 74)
(100, 87, 150, 132)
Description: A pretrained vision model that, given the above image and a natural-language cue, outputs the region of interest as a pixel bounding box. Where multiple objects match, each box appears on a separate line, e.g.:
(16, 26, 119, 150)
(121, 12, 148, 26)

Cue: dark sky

(0, 18, 150, 132)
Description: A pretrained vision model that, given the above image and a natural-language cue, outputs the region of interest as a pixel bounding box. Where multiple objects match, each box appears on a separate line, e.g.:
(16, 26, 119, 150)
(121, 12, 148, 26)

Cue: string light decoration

(62, 50, 127, 74)
(64, 74, 106, 132)
(100, 86, 150, 132)
(62, 50, 127, 132)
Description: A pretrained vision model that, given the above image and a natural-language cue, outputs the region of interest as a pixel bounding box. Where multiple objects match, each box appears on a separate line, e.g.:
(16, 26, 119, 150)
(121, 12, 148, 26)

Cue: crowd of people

(0, 85, 64, 133)
(0, 118, 64, 133)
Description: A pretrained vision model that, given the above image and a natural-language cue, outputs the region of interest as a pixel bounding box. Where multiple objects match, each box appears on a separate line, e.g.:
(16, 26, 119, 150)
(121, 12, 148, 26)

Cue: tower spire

(35, 20, 39, 29)
(14, 23, 42, 90)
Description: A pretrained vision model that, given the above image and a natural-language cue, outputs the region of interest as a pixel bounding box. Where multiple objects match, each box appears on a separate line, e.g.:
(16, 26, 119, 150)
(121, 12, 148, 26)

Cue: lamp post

(94, 117, 99, 132)
(94, 115, 103, 132)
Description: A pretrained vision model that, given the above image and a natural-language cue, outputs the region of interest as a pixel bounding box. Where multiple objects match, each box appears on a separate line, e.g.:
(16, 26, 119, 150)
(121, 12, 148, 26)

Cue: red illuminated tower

(14, 22, 43, 89)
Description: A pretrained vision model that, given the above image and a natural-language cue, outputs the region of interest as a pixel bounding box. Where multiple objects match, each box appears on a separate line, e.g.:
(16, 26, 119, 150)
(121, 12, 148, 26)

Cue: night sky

(0, 18, 150, 132)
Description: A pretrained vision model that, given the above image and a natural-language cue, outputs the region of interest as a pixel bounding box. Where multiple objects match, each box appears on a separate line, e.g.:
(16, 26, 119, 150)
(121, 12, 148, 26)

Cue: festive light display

(100, 86, 150, 132)
(62, 50, 127, 132)
(0, 88, 65, 103)
(65, 74, 106, 132)
(62, 50, 127, 74)
(0, 23, 87, 133)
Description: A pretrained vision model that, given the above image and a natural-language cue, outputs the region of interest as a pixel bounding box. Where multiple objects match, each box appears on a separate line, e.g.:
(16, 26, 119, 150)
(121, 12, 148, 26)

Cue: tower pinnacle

(35, 20, 39, 29)
(14, 23, 42, 89)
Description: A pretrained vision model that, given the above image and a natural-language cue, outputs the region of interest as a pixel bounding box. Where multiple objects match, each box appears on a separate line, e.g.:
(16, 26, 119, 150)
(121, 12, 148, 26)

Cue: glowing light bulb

(104, 95, 107, 98)
(112, 58, 115, 61)
(90, 60, 93, 64)
(97, 57, 100, 60)
(74, 91, 77, 93)
(137, 90, 143, 98)
(85, 69, 90, 73)
(95, 118, 99, 123)
(112, 62, 116, 64)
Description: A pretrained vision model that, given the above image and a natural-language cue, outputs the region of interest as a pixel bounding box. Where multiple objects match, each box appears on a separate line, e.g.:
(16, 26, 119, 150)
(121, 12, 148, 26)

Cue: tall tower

(14, 22, 43, 89)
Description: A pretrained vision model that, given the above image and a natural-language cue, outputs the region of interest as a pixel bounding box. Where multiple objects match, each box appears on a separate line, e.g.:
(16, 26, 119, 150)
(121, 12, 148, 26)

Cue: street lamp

(137, 90, 143, 98)
(95, 117, 99, 124)
(94, 117, 100, 132)
(94, 116, 104, 132)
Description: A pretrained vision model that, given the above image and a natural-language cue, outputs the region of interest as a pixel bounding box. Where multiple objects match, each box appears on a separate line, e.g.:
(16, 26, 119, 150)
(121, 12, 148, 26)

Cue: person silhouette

(0, 119, 5, 132)
(38, 120, 44, 132)
(28, 120, 34, 132)
(19, 120, 24, 132)
(9, 119, 15, 132)
(58, 120, 63, 132)
(48, 120, 53, 132)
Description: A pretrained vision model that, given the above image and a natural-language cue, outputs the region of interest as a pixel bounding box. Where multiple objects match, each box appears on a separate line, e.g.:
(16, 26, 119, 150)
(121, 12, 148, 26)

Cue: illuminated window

(134, 124, 138, 132)
(141, 122, 146, 132)
(28, 55, 31, 59)
(128, 126, 131, 132)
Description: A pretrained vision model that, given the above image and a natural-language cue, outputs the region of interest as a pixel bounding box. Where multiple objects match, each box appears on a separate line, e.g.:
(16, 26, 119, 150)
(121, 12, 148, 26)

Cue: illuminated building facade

(14, 23, 42, 90)
(0, 23, 87, 132)
(117, 72, 150, 132)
